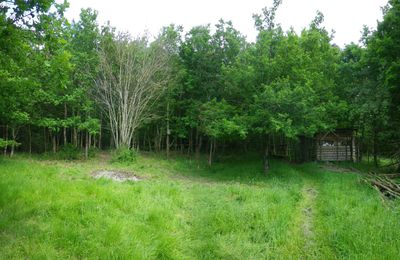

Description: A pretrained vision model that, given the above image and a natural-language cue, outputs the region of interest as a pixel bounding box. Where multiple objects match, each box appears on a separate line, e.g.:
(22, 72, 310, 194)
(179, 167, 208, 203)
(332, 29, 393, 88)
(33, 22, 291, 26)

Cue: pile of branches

(363, 172, 400, 200)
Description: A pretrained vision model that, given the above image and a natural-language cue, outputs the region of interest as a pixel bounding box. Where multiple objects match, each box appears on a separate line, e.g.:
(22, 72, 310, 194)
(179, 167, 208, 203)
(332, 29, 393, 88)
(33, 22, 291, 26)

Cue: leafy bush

(57, 144, 81, 160)
(0, 138, 20, 149)
(88, 147, 99, 158)
(111, 147, 137, 163)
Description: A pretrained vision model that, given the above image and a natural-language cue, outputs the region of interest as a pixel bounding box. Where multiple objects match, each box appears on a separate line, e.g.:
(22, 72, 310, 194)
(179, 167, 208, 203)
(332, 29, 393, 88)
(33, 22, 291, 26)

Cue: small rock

(92, 170, 140, 182)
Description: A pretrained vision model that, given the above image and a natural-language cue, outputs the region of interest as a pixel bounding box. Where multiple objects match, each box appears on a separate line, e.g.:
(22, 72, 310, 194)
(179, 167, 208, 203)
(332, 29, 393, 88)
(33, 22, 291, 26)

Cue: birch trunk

(95, 33, 170, 149)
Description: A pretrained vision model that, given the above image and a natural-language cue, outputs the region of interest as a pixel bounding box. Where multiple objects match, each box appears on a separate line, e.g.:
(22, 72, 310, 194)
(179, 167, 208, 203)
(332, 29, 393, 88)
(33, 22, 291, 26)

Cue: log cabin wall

(316, 129, 357, 162)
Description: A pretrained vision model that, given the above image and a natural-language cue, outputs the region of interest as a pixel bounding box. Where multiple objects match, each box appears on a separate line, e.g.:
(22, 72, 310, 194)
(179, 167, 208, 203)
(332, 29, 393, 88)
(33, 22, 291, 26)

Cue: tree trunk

(43, 128, 47, 153)
(110, 131, 114, 149)
(64, 103, 67, 145)
(166, 102, 170, 158)
(188, 128, 193, 155)
(3, 125, 8, 156)
(98, 119, 102, 149)
(52, 132, 56, 154)
(73, 128, 77, 147)
(85, 131, 89, 159)
(195, 128, 201, 158)
(89, 133, 92, 150)
(208, 138, 214, 166)
(373, 128, 378, 167)
(28, 125, 32, 154)
(174, 135, 177, 152)
(10, 127, 15, 157)
(155, 126, 159, 152)
(180, 138, 184, 153)
(148, 135, 151, 151)
(264, 136, 270, 174)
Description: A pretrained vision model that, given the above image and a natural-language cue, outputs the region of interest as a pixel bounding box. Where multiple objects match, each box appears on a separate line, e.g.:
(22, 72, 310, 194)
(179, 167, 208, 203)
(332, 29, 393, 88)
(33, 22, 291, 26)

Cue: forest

(1, 0, 400, 258)
(0, 0, 398, 168)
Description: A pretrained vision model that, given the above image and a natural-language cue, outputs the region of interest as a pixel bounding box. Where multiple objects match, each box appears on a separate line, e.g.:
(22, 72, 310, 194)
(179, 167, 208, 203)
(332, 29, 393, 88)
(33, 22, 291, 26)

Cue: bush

(0, 138, 20, 149)
(88, 147, 99, 158)
(111, 147, 137, 163)
(57, 144, 81, 160)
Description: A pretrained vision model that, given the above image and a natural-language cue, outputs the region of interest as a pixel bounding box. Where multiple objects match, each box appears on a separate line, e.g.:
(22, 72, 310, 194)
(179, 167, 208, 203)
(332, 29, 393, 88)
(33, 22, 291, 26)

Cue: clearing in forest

(0, 154, 400, 259)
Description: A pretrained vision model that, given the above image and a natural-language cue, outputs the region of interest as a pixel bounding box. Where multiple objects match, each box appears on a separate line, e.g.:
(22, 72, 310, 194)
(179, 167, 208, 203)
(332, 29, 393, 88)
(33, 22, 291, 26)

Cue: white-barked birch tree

(95, 32, 170, 148)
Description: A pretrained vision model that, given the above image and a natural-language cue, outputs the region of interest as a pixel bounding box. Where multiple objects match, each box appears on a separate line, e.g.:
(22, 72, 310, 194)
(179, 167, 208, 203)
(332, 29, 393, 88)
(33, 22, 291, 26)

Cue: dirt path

(284, 181, 318, 257)
(301, 185, 317, 253)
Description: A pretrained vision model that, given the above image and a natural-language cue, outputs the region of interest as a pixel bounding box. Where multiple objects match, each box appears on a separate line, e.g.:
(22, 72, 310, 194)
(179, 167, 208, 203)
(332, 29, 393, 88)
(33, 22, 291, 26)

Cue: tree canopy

(0, 0, 398, 170)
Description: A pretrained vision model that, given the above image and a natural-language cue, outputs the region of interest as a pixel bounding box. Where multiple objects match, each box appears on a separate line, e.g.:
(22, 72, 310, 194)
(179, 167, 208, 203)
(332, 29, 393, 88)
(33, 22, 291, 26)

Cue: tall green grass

(0, 154, 399, 259)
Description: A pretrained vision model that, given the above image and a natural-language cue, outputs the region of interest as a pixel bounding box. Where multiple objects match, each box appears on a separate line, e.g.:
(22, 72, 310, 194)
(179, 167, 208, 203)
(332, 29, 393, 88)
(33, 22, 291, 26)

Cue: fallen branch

(363, 172, 400, 200)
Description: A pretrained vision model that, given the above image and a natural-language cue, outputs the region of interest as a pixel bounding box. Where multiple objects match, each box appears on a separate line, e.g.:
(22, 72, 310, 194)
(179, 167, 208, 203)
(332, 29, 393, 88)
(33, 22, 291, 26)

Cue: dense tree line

(1, 0, 399, 170)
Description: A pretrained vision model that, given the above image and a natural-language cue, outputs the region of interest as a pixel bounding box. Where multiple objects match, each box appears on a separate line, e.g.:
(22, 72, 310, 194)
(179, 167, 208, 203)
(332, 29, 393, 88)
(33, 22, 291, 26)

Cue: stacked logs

(363, 172, 400, 199)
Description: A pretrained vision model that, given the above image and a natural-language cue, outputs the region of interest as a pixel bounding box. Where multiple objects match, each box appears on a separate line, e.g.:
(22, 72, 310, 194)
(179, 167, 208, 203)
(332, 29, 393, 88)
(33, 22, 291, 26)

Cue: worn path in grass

(1, 155, 400, 259)
(282, 172, 319, 258)
(302, 184, 317, 253)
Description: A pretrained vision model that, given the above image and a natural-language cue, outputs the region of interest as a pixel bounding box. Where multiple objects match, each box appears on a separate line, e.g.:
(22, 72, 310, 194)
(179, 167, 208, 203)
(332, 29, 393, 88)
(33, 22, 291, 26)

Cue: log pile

(363, 172, 400, 199)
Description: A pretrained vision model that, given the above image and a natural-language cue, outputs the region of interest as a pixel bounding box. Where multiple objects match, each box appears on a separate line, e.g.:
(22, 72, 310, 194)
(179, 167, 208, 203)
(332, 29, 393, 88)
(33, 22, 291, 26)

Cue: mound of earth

(91, 170, 141, 182)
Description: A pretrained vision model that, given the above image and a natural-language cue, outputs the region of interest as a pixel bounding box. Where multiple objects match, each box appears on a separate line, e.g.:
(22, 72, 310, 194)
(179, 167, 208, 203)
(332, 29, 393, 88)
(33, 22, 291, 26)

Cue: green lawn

(1, 153, 399, 259)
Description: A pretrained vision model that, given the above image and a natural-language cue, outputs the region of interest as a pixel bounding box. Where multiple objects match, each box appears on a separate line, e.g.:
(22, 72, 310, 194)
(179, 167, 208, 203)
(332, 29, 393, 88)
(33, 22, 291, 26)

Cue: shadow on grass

(138, 152, 310, 187)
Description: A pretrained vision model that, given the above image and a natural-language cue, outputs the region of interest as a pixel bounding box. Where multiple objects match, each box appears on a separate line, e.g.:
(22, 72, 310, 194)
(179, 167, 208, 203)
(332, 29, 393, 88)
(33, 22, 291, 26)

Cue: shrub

(57, 144, 81, 160)
(88, 147, 99, 158)
(0, 138, 20, 149)
(111, 147, 137, 163)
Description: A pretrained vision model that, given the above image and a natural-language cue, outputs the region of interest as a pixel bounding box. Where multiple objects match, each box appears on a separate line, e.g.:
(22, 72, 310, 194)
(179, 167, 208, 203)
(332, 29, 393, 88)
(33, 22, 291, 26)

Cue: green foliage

(0, 138, 20, 149)
(57, 144, 81, 160)
(78, 118, 100, 135)
(88, 147, 99, 158)
(0, 0, 398, 166)
(111, 147, 138, 163)
(200, 99, 247, 140)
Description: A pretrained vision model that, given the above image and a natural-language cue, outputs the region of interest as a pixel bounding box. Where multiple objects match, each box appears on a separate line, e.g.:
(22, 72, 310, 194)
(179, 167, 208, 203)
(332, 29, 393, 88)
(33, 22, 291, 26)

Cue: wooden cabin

(315, 129, 357, 162)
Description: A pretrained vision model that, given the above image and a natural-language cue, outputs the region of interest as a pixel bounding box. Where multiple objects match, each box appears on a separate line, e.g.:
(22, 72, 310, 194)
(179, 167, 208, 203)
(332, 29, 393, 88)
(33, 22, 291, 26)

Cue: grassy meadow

(0, 153, 400, 259)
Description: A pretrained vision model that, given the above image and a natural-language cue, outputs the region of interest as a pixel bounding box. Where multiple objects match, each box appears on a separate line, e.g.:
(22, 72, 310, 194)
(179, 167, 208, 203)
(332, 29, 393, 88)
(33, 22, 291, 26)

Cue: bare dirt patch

(91, 170, 141, 182)
(302, 187, 317, 242)
(319, 163, 359, 174)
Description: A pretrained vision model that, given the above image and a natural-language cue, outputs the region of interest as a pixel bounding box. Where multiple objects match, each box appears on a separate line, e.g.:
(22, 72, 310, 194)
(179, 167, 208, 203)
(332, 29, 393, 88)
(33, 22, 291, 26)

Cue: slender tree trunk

(64, 103, 67, 145)
(273, 134, 276, 155)
(174, 135, 177, 152)
(135, 135, 140, 151)
(159, 128, 163, 152)
(52, 132, 56, 154)
(89, 133, 92, 150)
(196, 134, 202, 161)
(98, 118, 102, 149)
(88, 133, 92, 149)
(85, 131, 89, 159)
(166, 102, 170, 158)
(373, 128, 378, 167)
(148, 133, 152, 152)
(3, 125, 8, 156)
(73, 128, 77, 147)
(180, 138, 184, 153)
(43, 127, 47, 153)
(57, 132, 60, 151)
(208, 138, 214, 166)
(188, 128, 193, 155)
(155, 126, 159, 152)
(264, 135, 270, 174)
(10, 127, 15, 157)
(28, 125, 32, 154)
